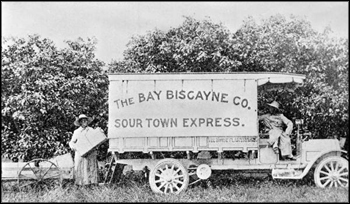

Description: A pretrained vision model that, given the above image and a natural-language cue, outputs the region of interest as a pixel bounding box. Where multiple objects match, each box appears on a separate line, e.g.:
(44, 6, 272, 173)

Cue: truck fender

(299, 150, 347, 179)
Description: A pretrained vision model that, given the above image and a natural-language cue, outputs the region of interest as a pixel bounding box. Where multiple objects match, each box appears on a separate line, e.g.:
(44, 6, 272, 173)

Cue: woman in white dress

(69, 114, 99, 186)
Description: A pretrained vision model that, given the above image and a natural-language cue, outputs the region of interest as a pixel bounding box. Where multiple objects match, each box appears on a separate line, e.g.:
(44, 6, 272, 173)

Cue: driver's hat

(268, 101, 280, 110)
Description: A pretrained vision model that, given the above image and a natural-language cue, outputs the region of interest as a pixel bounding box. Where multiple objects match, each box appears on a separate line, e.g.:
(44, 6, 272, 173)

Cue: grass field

(1, 170, 348, 202)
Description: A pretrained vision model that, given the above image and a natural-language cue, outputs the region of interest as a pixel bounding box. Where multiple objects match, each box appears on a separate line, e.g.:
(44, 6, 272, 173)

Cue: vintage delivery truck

(106, 72, 348, 194)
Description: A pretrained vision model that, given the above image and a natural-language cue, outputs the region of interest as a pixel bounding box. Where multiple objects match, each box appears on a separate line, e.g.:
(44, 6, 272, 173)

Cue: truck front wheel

(149, 158, 189, 194)
(314, 156, 348, 188)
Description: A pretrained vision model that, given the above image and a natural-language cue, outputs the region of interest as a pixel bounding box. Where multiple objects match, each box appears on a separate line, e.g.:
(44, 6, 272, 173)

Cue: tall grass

(2, 170, 348, 202)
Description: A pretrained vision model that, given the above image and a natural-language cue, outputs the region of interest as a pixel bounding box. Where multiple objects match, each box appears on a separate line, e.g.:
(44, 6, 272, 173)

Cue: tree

(234, 14, 348, 140)
(109, 16, 237, 73)
(1, 35, 109, 161)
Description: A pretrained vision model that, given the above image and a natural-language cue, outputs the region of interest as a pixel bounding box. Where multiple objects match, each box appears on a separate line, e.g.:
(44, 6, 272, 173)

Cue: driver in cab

(259, 101, 297, 161)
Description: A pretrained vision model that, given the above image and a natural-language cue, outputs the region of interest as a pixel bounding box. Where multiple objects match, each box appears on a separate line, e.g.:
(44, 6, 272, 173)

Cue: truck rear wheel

(149, 158, 189, 194)
(314, 156, 348, 188)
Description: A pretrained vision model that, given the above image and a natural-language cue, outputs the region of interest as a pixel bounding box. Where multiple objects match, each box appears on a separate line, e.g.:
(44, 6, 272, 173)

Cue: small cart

(1, 153, 74, 191)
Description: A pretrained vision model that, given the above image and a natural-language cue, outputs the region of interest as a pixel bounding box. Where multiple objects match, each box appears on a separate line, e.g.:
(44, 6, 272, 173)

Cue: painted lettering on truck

(114, 89, 251, 110)
(108, 79, 258, 137)
(114, 117, 240, 128)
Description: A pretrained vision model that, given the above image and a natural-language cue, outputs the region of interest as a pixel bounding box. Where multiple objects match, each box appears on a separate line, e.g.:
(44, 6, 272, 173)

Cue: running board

(272, 168, 303, 179)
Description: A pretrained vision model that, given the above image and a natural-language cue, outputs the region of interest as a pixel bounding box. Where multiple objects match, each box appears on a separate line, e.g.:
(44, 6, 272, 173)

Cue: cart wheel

(149, 158, 189, 194)
(314, 156, 348, 188)
(18, 159, 62, 191)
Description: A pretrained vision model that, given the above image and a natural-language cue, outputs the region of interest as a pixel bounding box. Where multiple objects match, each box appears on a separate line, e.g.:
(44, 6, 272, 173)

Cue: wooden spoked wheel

(314, 156, 348, 188)
(149, 158, 189, 194)
(17, 159, 62, 191)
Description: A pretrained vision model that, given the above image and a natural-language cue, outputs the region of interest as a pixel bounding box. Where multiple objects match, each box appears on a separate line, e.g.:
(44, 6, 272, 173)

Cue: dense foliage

(1, 14, 348, 161)
(1, 35, 109, 161)
(109, 15, 348, 142)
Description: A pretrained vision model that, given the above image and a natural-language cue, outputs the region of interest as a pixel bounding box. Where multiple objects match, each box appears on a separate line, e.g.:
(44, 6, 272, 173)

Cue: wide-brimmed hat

(74, 114, 93, 126)
(267, 101, 280, 110)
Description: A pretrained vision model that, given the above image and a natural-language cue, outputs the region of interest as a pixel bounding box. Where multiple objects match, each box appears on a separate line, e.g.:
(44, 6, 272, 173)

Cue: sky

(2, 2, 349, 63)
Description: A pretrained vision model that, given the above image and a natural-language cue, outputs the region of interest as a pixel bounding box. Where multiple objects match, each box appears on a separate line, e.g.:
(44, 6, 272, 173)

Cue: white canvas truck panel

(108, 78, 258, 138)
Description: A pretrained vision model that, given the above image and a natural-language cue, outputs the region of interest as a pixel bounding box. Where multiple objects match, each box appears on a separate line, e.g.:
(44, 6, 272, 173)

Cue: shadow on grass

(187, 169, 316, 190)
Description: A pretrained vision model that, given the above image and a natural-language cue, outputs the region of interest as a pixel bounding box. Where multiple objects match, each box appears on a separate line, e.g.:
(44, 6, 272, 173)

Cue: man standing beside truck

(69, 114, 99, 186)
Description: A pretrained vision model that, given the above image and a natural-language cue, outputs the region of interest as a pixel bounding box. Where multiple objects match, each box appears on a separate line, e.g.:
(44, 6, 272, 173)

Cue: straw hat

(267, 101, 280, 110)
(74, 114, 93, 126)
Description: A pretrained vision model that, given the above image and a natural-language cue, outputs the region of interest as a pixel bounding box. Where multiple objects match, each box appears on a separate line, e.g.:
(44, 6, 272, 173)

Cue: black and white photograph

(1, 1, 348, 202)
